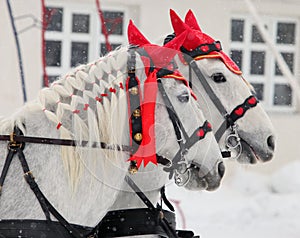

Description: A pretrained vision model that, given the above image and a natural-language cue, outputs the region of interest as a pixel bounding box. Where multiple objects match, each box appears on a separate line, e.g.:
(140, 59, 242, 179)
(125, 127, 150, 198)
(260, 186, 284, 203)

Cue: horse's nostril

(267, 135, 275, 151)
(218, 161, 225, 178)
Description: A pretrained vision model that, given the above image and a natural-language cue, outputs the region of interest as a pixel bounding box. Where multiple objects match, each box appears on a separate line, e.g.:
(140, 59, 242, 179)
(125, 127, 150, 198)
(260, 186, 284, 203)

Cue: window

(44, 4, 128, 86)
(230, 16, 298, 111)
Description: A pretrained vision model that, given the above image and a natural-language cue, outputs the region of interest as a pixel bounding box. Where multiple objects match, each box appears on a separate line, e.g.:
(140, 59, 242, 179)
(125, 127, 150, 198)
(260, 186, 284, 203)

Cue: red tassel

(56, 122, 62, 130)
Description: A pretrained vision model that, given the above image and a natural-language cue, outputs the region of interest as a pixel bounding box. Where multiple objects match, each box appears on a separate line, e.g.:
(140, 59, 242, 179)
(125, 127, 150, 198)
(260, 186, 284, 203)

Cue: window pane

(72, 14, 90, 33)
(46, 7, 63, 32)
(275, 52, 294, 75)
(102, 11, 124, 35)
(71, 42, 89, 67)
(230, 50, 243, 70)
(44, 75, 59, 86)
(231, 19, 244, 42)
(251, 25, 264, 43)
(100, 43, 121, 56)
(250, 51, 265, 75)
(46, 40, 61, 67)
(276, 23, 295, 44)
(251, 83, 264, 101)
(274, 84, 292, 106)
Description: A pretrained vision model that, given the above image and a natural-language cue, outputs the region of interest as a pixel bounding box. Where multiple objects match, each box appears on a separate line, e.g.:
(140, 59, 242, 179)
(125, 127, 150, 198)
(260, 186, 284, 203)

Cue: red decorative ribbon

(128, 70, 158, 168)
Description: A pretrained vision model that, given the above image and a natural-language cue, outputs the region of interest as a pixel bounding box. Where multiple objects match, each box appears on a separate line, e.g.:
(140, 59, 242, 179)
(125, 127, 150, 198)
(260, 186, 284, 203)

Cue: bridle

(127, 46, 213, 186)
(179, 39, 258, 158)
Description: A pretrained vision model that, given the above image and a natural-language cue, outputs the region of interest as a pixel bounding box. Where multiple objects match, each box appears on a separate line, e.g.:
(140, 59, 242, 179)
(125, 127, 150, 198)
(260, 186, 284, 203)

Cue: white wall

(0, 0, 42, 117)
(1, 0, 300, 174)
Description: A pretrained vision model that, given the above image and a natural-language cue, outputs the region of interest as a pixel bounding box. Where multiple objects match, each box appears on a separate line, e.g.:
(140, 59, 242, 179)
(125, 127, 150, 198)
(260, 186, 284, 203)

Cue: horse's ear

(146, 31, 187, 68)
(164, 30, 187, 51)
(184, 9, 202, 32)
(127, 20, 150, 46)
(170, 9, 187, 36)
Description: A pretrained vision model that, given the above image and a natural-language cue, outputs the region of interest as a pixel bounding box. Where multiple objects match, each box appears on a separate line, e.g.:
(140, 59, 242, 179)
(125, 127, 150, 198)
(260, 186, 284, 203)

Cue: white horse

(108, 13, 276, 238)
(168, 9, 276, 164)
(0, 21, 223, 237)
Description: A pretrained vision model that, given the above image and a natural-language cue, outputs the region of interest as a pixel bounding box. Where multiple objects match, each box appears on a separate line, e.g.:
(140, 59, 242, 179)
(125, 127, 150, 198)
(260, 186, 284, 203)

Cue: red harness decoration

(126, 20, 189, 169)
(170, 9, 242, 75)
(128, 70, 158, 168)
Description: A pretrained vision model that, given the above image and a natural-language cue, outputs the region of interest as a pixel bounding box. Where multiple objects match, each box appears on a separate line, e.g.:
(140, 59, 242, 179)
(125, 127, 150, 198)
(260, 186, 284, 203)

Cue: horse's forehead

(197, 58, 254, 90)
(198, 58, 226, 74)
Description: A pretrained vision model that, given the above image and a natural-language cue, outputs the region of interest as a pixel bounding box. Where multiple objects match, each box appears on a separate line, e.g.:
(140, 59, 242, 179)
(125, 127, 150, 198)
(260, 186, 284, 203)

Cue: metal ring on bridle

(174, 168, 191, 187)
(225, 133, 241, 149)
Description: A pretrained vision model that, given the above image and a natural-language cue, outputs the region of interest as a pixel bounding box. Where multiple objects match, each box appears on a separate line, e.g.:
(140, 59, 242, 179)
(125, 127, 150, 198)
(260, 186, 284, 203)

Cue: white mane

(0, 46, 130, 191)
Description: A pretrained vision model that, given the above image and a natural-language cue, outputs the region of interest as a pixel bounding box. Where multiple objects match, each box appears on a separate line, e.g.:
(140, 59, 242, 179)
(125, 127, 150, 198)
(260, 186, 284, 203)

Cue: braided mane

(1, 46, 132, 190)
(45, 46, 131, 189)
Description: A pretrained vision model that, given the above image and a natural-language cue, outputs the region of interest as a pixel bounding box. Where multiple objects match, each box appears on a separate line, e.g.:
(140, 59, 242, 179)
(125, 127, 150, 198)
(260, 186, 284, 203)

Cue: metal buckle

(8, 132, 22, 151)
(225, 124, 242, 159)
(174, 168, 191, 187)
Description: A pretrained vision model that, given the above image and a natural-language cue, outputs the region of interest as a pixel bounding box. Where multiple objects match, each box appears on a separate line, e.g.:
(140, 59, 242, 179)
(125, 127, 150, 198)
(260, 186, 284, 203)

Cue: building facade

(1, 0, 300, 173)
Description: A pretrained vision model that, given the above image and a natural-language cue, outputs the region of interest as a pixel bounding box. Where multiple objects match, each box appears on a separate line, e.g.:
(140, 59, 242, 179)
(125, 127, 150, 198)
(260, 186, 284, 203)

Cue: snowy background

(168, 160, 300, 238)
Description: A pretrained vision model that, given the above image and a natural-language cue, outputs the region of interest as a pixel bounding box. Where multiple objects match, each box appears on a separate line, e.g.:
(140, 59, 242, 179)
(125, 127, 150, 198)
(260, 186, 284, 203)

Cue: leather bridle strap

(163, 120, 212, 178)
(187, 58, 258, 143)
(214, 95, 258, 141)
(189, 59, 228, 120)
(157, 77, 189, 147)
(124, 175, 179, 238)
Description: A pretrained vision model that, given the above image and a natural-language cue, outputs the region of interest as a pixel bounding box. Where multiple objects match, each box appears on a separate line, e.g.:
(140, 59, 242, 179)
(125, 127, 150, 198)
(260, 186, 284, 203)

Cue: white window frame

(230, 15, 299, 112)
(45, 1, 129, 82)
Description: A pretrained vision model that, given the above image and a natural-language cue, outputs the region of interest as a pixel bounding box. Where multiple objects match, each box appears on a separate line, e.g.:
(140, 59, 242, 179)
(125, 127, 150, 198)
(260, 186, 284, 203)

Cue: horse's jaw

(182, 161, 225, 191)
(232, 104, 275, 164)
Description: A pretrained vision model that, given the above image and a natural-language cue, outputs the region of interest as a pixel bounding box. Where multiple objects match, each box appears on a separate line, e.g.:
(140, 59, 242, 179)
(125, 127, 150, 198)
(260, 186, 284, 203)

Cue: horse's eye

(211, 73, 226, 83)
(177, 93, 189, 103)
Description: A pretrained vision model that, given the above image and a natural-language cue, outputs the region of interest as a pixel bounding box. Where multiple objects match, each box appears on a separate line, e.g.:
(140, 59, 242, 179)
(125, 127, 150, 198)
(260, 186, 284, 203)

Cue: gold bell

(129, 163, 138, 174)
(133, 109, 141, 117)
(129, 87, 138, 95)
(134, 133, 143, 142)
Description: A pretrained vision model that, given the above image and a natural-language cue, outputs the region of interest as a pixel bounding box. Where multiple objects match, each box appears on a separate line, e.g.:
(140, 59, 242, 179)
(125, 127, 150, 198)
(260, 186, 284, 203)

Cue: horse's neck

(0, 104, 128, 227)
(111, 165, 169, 210)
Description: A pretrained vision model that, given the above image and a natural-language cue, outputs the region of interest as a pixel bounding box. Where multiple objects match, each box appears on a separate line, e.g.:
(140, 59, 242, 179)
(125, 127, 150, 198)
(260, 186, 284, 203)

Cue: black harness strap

(127, 48, 143, 172)
(124, 175, 179, 238)
(0, 128, 90, 238)
(0, 134, 132, 152)
(188, 59, 228, 118)
(160, 185, 175, 212)
(97, 208, 177, 237)
(214, 95, 258, 141)
(163, 120, 212, 178)
(0, 219, 93, 238)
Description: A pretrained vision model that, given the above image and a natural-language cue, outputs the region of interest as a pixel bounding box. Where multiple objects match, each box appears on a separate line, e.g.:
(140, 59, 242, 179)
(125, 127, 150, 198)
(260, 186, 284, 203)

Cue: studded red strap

(227, 95, 258, 126)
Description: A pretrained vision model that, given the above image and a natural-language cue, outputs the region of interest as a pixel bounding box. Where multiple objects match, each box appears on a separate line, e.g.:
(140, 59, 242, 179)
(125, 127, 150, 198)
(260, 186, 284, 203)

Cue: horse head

(167, 9, 276, 164)
(127, 20, 224, 191)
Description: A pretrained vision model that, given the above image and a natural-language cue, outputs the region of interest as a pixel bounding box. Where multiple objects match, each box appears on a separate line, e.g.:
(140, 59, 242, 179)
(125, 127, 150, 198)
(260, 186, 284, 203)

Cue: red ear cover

(128, 18, 188, 69)
(127, 19, 150, 46)
(170, 9, 188, 36)
(184, 9, 202, 31)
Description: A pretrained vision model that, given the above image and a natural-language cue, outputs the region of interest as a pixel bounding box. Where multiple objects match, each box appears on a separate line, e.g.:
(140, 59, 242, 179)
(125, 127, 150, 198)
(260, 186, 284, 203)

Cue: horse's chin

(237, 139, 273, 164)
(184, 164, 222, 191)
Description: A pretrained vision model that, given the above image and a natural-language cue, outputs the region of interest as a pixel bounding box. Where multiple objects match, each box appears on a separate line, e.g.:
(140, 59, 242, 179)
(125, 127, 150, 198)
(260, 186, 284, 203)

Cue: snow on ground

(167, 160, 300, 238)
